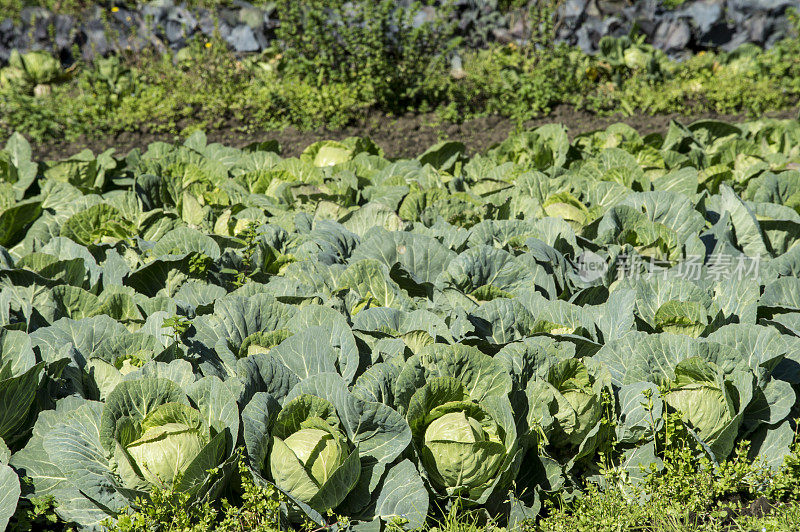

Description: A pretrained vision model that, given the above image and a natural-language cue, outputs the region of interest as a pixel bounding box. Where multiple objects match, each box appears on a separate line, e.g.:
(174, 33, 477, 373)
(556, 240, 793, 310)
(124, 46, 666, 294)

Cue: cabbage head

(239, 330, 292, 358)
(392, 344, 518, 503)
(0, 50, 62, 93)
(11, 371, 240, 529)
(623, 47, 650, 70)
(268, 394, 361, 512)
(121, 403, 211, 488)
(300, 138, 381, 167)
(405, 375, 517, 502)
(100, 376, 237, 494)
(419, 399, 506, 493)
(526, 358, 611, 461)
(663, 357, 747, 460)
(241, 371, 414, 525)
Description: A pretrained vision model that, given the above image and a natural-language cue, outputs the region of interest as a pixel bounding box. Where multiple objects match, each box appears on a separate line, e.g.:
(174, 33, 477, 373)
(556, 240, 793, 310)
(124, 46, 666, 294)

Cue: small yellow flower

(111, 6, 119, 12)
(205, 42, 212, 49)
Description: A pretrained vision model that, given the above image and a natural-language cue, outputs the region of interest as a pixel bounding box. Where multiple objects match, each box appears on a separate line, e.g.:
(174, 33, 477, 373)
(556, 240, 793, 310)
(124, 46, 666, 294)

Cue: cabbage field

(3, 116, 800, 530)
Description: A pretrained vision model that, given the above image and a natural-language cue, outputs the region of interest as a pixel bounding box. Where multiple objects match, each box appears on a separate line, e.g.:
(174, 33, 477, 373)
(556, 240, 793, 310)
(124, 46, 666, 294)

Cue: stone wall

(1, 0, 798, 66)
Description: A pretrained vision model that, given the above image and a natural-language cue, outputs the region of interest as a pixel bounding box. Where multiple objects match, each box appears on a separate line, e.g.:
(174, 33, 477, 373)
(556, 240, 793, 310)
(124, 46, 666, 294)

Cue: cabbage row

(3, 118, 800, 530)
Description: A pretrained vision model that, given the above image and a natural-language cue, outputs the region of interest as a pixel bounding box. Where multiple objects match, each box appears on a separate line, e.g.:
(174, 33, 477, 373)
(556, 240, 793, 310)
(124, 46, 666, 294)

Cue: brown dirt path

(31, 105, 799, 160)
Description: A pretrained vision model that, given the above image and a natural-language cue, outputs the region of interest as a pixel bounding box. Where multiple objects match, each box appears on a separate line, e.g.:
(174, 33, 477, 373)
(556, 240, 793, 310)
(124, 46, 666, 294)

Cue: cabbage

(267, 395, 361, 512)
(270, 424, 350, 504)
(528, 358, 609, 454)
(663, 357, 740, 456)
(421, 408, 505, 492)
(124, 403, 210, 486)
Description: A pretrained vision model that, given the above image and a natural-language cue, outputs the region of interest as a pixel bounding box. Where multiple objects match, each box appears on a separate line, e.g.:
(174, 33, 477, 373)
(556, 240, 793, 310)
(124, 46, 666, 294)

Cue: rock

(492, 27, 513, 43)
(623, 0, 659, 36)
(680, 0, 722, 34)
(603, 17, 626, 36)
(622, 0, 658, 20)
(597, 0, 627, 16)
(574, 16, 624, 52)
(509, 17, 526, 40)
(412, 6, 437, 29)
(556, 25, 576, 43)
(632, 18, 658, 38)
(585, 0, 602, 18)
(652, 18, 691, 52)
(117, 31, 150, 53)
(264, 13, 279, 31)
(218, 8, 240, 28)
(159, 6, 196, 46)
(0, 18, 12, 37)
(201, 17, 231, 39)
(53, 15, 75, 50)
(226, 24, 259, 52)
(745, 13, 770, 43)
(18, 7, 49, 25)
(238, 7, 265, 30)
(168, 38, 186, 51)
(253, 27, 269, 49)
(167, 6, 197, 32)
(81, 18, 112, 59)
(165, 20, 186, 43)
(31, 13, 53, 44)
(765, 17, 792, 47)
(2, 0, 800, 67)
(10, 31, 31, 54)
(198, 10, 230, 37)
(561, 0, 589, 19)
(110, 8, 136, 28)
(721, 29, 751, 51)
(728, 0, 795, 13)
(141, 4, 169, 25)
(575, 25, 595, 52)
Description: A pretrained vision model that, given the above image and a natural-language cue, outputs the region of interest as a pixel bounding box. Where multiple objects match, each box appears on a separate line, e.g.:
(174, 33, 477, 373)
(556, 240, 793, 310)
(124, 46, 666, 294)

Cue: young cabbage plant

(593, 329, 777, 463)
(0, 50, 64, 95)
(86, 332, 184, 401)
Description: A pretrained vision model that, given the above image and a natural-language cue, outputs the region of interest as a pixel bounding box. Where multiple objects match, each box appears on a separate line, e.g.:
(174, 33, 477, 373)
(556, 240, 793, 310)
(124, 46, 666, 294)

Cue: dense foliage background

(2, 117, 800, 530)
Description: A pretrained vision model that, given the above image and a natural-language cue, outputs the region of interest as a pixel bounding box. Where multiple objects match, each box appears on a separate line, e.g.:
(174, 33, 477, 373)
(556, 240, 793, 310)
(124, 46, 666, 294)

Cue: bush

(275, 0, 458, 110)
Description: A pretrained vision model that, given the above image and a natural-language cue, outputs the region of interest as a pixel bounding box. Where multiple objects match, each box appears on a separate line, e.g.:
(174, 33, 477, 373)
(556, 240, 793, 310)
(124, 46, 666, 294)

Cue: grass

(532, 418, 800, 532)
(2, 29, 800, 150)
(1, 2, 800, 149)
(12, 433, 800, 532)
